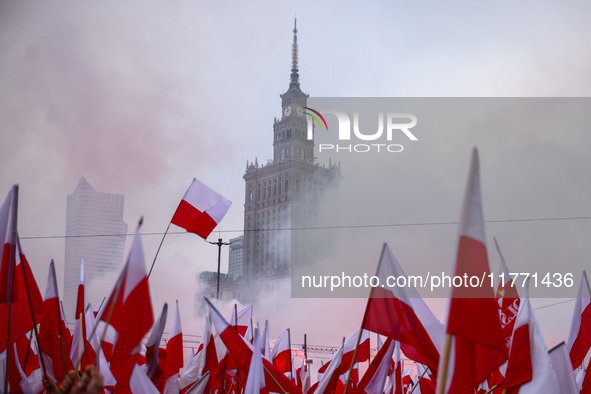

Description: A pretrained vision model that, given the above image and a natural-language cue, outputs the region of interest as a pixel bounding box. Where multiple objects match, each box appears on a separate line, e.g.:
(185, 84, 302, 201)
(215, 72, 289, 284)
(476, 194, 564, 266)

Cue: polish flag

(402, 368, 413, 393)
(566, 271, 591, 369)
(204, 297, 301, 394)
(38, 260, 75, 382)
(361, 243, 444, 373)
(71, 259, 95, 370)
(319, 328, 370, 376)
(179, 315, 218, 394)
(145, 302, 168, 391)
(354, 337, 394, 394)
(504, 286, 559, 393)
(171, 178, 232, 239)
(99, 227, 154, 394)
(494, 238, 520, 349)
(415, 364, 436, 394)
(439, 148, 507, 393)
(228, 303, 253, 339)
(271, 328, 292, 374)
(163, 300, 184, 394)
(0, 184, 18, 305)
(0, 237, 45, 354)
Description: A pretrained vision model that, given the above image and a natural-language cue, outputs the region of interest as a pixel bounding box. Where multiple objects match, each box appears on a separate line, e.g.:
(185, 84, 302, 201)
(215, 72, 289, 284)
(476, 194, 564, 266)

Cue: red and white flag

(38, 260, 75, 382)
(145, 302, 168, 390)
(361, 243, 444, 373)
(271, 328, 292, 374)
(566, 271, 591, 369)
(245, 329, 268, 394)
(0, 184, 18, 305)
(228, 303, 253, 339)
(0, 237, 45, 354)
(504, 285, 559, 393)
(171, 178, 232, 239)
(438, 148, 507, 393)
(415, 364, 436, 394)
(99, 227, 154, 393)
(163, 300, 184, 394)
(354, 337, 394, 394)
(317, 328, 369, 376)
(71, 259, 95, 370)
(204, 297, 301, 394)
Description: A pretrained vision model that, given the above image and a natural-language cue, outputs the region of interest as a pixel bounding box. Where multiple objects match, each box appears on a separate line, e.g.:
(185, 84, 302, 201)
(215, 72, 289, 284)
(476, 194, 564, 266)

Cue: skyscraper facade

(242, 20, 340, 284)
(228, 235, 244, 280)
(63, 177, 128, 322)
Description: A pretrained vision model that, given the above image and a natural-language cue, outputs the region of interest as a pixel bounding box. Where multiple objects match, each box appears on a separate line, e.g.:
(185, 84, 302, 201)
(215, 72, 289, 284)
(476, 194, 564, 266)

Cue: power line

(19, 215, 591, 240)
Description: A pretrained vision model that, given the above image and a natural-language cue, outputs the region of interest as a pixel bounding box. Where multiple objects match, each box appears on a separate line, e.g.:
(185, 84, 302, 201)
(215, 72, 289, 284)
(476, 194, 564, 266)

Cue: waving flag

(0, 185, 18, 305)
(439, 148, 507, 393)
(171, 178, 232, 239)
(354, 337, 394, 394)
(163, 300, 184, 394)
(566, 271, 591, 369)
(504, 284, 559, 393)
(361, 243, 444, 373)
(99, 227, 154, 393)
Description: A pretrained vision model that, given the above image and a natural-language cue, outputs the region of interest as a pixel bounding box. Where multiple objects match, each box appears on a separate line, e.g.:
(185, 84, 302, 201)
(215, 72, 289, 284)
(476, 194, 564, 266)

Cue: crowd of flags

(1, 149, 591, 393)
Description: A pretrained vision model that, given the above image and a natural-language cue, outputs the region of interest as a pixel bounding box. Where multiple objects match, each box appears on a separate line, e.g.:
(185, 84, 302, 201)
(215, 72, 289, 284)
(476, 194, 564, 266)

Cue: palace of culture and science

(198, 20, 341, 303)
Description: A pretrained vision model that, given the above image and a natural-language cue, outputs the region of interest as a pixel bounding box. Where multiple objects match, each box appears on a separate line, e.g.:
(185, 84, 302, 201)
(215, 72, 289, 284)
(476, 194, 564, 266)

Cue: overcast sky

(1, 1, 591, 360)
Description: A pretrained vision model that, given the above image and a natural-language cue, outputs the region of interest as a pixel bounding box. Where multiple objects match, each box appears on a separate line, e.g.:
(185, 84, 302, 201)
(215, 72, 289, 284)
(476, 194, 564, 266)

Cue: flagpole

(148, 222, 170, 279)
(263, 365, 288, 394)
(343, 329, 364, 394)
(4, 304, 13, 394)
(486, 384, 501, 393)
(436, 333, 453, 394)
(408, 366, 429, 394)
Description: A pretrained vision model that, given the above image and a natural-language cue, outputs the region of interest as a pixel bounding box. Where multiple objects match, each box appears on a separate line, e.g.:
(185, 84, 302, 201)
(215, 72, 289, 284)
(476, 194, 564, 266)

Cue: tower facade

(243, 20, 340, 283)
(63, 177, 128, 322)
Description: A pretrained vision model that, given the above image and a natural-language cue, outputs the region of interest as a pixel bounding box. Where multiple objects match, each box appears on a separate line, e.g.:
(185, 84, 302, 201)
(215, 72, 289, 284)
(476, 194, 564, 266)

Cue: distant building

(242, 20, 340, 283)
(228, 235, 244, 280)
(63, 177, 127, 322)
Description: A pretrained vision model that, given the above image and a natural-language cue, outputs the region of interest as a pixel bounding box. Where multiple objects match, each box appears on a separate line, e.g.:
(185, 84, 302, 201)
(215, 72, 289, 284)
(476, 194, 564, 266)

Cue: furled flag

(71, 259, 95, 370)
(99, 227, 154, 394)
(361, 243, 444, 373)
(353, 337, 394, 394)
(163, 300, 184, 394)
(228, 303, 253, 339)
(438, 148, 508, 393)
(38, 260, 75, 382)
(0, 184, 18, 305)
(171, 178, 232, 239)
(503, 280, 559, 393)
(566, 271, 591, 369)
(145, 302, 168, 390)
(311, 345, 344, 394)
(271, 328, 292, 374)
(548, 342, 579, 394)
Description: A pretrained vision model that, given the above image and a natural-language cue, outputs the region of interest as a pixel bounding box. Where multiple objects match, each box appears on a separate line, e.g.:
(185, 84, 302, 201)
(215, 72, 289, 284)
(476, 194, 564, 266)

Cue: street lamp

(208, 238, 230, 299)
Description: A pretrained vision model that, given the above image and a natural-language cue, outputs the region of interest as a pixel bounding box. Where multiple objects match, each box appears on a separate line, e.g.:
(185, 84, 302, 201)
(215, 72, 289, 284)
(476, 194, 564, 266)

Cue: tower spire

(290, 18, 299, 85)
